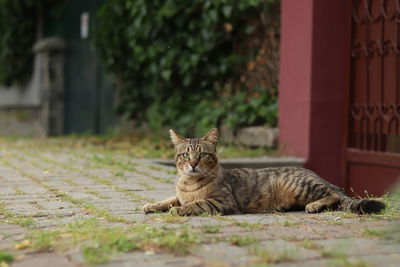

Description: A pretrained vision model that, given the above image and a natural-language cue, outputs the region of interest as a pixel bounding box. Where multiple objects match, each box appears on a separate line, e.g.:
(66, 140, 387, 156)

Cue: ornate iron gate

(345, 0, 400, 196)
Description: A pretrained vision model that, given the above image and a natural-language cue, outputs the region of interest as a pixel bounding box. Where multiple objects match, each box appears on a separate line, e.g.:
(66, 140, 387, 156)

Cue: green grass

(92, 154, 137, 171)
(14, 217, 35, 227)
(148, 165, 163, 171)
(363, 226, 400, 242)
(217, 145, 276, 158)
(323, 190, 400, 220)
(0, 250, 14, 263)
(1, 153, 146, 225)
(327, 257, 369, 267)
(167, 169, 178, 175)
(153, 213, 188, 223)
(229, 235, 259, 246)
(282, 220, 297, 227)
(138, 182, 156, 190)
(0, 202, 36, 228)
(12, 186, 25, 195)
(315, 242, 369, 267)
(32, 154, 153, 203)
(298, 240, 321, 250)
(28, 231, 61, 252)
(320, 244, 368, 267)
(321, 247, 346, 259)
(0, 134, 276, 159)
(26, 218, 200, 264)
(249, 247, 296, 264)
(85, 188, 110, 199)
(113, 171, 125, 177)
(201, 224, 221, 234)
(135, 170, 174, 184)
(363, 228, 386, 237)
(300, 240, 370, 267)
(378, 190, 400, 219)
(43, 187, 128, 223)
(212, 215, 264, 230)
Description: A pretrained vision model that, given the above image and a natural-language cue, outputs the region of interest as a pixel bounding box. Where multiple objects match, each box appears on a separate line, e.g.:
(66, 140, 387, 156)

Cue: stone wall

(0, 37, 65, 137)
(0, 109, 44, 137)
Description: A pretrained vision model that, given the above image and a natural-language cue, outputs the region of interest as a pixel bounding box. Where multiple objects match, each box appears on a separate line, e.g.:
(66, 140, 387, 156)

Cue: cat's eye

(182, 153, 190, 159)
(199, 153, 208, 159)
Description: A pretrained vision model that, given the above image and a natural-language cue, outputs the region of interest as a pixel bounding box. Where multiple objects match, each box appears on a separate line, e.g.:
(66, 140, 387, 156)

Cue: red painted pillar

(278, 0, 314, 160)
(279, 0, 347, 186)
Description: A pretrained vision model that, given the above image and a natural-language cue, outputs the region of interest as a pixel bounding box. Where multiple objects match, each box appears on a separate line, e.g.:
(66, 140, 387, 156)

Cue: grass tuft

(0, 202, 36, 228)
(363, 226, 400, 242)
(298, 240, 321, 250)
(249, 247, 296, 264)
(0, 250, 14, 263)
(212, 215, 264, 230)
(229, 235, 259, 246)
(154, 213, 188, 223)
(201, 224, 221, 234)
(282, 220, 297, 227)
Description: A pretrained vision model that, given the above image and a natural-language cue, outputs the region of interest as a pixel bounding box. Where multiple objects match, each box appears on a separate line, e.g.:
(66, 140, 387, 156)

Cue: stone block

(13, 253, 75, 267)
(220, 125, 278, 147)
(236, 126, 278, 147)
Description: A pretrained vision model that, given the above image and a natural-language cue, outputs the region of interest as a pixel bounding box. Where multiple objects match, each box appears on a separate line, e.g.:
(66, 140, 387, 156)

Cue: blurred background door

(45, 0, 115, 135)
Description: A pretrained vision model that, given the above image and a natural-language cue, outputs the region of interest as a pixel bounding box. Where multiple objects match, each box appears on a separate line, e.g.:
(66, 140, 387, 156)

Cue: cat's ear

(201, 128, 218, 146)
(169, 129, 188, 147)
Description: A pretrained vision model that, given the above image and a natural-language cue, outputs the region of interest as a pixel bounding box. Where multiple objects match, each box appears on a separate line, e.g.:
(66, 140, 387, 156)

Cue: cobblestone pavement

(0, 139, 399, 267)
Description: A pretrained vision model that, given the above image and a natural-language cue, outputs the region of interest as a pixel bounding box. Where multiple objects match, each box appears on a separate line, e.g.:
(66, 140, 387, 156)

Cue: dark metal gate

(345, 0, 400, 196)
(45, 0, 115, 134)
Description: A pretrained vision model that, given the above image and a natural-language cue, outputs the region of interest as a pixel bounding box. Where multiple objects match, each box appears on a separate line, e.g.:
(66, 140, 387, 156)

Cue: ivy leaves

(94, 0, 279, 135)
(0, 0, 37, 86)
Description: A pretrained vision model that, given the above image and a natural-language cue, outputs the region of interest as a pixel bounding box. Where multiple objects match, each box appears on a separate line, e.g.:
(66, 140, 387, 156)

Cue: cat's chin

(184, 172, 202, 177)
(181, 171, 203, 178)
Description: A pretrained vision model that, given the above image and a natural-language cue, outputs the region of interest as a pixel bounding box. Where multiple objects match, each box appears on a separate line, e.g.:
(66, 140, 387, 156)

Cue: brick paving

(0, 139, 399, 266)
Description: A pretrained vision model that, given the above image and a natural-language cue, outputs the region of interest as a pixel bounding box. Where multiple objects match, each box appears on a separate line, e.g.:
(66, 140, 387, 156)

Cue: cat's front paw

(142, 203, 157, 214)
(169, 206, 190, 216)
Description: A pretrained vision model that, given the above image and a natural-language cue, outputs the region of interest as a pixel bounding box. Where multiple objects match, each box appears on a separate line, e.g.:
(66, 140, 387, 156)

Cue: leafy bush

(145, 85, 277, 135)
(0, 0, 38, 86)
(94, 0, 280, 135)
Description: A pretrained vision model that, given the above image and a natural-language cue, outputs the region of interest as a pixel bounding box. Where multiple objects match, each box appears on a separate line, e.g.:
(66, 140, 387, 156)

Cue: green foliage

(145, 85, 277, 136)
(0, 0, 38, 85)
(95, 0, 279, 135)
(0, 250, 14, 263)
(201, 224, 221, 233)
(229, 235, 259, 246)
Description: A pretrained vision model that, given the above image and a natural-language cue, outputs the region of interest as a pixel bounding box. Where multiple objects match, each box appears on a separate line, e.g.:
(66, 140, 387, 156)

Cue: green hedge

(0, 0, 280, 136)
(0, 0, 39, 86)
(95, 0, 280, 135)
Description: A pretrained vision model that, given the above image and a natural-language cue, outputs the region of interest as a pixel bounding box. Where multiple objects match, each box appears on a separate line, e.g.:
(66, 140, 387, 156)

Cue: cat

(142, 128, 386, 216)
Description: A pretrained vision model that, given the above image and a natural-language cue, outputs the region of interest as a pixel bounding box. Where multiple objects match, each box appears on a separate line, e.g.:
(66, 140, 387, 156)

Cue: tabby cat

(142, 128, 385, 216)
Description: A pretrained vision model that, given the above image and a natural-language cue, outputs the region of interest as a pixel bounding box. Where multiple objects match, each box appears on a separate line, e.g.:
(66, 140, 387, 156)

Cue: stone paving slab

(190, 242, 258, 265)
(100, 253, 205, 267)
(0, 139, 399, 266)
(12, 253, 75, 267)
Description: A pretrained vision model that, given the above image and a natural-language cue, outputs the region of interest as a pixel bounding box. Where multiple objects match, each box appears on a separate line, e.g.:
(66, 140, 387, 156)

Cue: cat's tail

(340, 197, 386, 214)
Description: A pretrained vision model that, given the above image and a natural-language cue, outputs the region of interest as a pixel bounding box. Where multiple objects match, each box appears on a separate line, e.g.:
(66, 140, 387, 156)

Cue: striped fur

(142, 128, 386, 216)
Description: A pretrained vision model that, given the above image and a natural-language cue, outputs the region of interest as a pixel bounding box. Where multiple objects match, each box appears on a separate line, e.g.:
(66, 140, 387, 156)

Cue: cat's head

(169, 128, 219, 177)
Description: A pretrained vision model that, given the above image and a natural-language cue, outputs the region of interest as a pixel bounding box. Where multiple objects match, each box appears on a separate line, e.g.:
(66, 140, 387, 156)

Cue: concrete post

(33, 37, 66, 136)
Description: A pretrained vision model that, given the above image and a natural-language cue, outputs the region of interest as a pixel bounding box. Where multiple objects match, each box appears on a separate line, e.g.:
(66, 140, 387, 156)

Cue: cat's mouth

(183, 167, 202, 176)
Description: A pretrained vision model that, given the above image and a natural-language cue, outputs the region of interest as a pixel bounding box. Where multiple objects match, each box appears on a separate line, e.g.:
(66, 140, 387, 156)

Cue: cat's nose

(189, 163, 198, 172)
